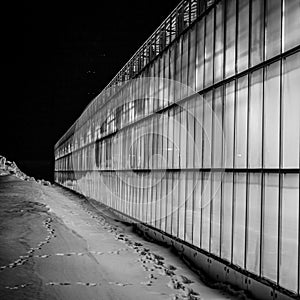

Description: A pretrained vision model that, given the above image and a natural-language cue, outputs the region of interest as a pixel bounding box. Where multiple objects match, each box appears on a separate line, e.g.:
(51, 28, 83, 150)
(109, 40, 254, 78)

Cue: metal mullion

(189, 97, 196, 245)
(244, 73, 251, 270)
(165, 47, 171, 108)
(139, 173, 143, 221)
(170, 171, 174, 237)
(191, 170, 196, 244)
(57, 168, 300, 174)
(184, 104, 192, 242)
(169, 109, 174, 171)
(234, 0, 238, 75)
(200, 88, 205, 248)
(169, 109, 175, 234)
(202, 11, 207, 92)
(178, 105, 182, 170)
(231, 78, 237, 264)
(148, 172, 152, 225)
(298, 165, 300, 295)
(187, 29, 191, 97)
(159, 116, 164, 231)
(175, 171, 180, 238)
(149, 120, 153, 224)
(145, 172, 149, 224)
(165, 112, 170, 232)
(162, 169, 168, 234)
(209, 89, 215, 253)
(133, 173, 137, 220)
(152, 118, 157, 224)
(219, 84, 224, 258)
(183, 170, 188, 242)
(208, 5, 217, 254)
(184, 97, 190, 241)
(154, 59, 159, 112)
(155, 118, 160, 228)
(259, 0, 266, 277)
(244, 0, 253, 264)
(179, 34, 184, 103)
(276, 0, 284, 285)
(259, 64, 266, 279)
(212, 3, 217, 86)
(176, 107, 182, 238)
(188, 0, 192, 26)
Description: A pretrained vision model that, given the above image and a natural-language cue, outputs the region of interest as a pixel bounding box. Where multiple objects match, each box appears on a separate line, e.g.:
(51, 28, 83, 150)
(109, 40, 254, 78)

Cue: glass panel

(201, 172, 211, 251)
(157, 115, 163, 169)
(224, 81, 235, 168)
(151, 173, 157, 226)
(237, 0, 249, 72)
(265, 0, 281, 59)
(159, 56, 165, 109)
(162, 114, 168, 170)
(249, 69, 263, 168)
(160, 173, 167, 231)
(262, 174, 279, 283)
(182, 33, 189, 99)
(163, 51, 170, 107)
(204, 9, 214, 87)
(211, 172, 222, 256)
(185, 172, 194, 244)
(175, 38, 182, 102)
(187, 99, 195, 168)
(167, 109, 174, 169)
(154, 60, 160, 112)
(283, 0, 300, 51)
(146, 119, 153, 169)
(172, 172, 179, 237)
(194, 96, 203, 168)
(282, 52, 300, 168)
(233, 173, 246, 267)
(264, 62, 280, 168)
(214, 1, 224, 83)
(142, 174, 148, 223)
(251, 0, 264, 66)
(279, 174, 299, 292)
(144, 175, 149, 223)
(147, 174, 152, 223)
(203, 91, 212, 168)
(180, 104, 187, 169)
(246, 173, 261, 274)
(235, 76, 248, 168)
(166, 172, 173, 234)
(193, 172, 202, 247)
(212, 87, 223, 168)
(174, 107, 181, 169)
(225, 0, 236, 77)
(188, 27, 196, 92)
(169, 47, 176, 104)
(196, 19, 205, 91)
(155, 172, 162, 229)
(178, 172, 186, 240)
(152, 117, 158, 169)
(221, 173, 233, 261)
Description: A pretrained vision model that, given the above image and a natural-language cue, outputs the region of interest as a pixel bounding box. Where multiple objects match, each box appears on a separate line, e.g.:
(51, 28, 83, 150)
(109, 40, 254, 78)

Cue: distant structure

(54, 1, 300, 299)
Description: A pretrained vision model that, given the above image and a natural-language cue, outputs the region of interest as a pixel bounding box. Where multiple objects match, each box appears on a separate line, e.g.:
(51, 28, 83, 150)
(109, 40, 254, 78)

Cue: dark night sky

(2, 1, 178, 179)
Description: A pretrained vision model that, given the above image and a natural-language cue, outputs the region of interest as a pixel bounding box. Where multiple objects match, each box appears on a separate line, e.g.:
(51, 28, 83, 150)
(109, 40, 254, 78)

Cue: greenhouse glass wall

(55, 0, 300, 298)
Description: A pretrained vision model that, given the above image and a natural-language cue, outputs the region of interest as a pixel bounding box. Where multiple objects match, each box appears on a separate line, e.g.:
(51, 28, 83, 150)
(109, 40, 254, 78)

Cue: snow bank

(0, 155, 51, 186)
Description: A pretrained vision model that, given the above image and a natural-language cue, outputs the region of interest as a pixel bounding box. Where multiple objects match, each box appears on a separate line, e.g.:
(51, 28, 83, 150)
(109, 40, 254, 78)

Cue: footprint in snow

(46, 282, 99, 287)
(108, 281, 132, 287)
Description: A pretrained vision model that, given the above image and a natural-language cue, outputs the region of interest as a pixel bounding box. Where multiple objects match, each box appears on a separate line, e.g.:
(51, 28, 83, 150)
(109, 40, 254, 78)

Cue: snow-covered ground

(0, 174, 251, 300)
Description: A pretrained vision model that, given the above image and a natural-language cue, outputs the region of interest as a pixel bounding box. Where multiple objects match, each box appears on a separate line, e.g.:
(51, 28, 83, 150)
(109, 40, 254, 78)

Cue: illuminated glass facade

(55, 0, 300, 297)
